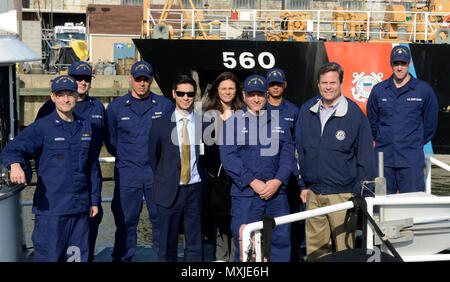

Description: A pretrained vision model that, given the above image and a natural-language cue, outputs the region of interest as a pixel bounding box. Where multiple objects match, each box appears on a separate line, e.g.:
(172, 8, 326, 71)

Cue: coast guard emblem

(335, 130, 346, 141)
(351, 72, 383, 102)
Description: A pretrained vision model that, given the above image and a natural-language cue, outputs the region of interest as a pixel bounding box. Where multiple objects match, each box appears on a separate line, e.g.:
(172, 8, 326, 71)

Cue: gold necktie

(180, 118, 190, 185)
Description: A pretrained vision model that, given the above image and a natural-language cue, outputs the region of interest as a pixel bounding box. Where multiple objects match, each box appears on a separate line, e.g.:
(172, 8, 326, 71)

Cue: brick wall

(87, 4, 142, 35)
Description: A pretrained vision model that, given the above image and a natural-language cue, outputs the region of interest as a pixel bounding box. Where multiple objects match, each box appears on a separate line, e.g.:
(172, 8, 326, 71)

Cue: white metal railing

(425, 154, 450, 194)
(241, 153, 450, 262)
(241, 201, 355, 262)
(146, 8, 450, 42)
(242, 195, 450, 262)
(364, 196, 450, 262)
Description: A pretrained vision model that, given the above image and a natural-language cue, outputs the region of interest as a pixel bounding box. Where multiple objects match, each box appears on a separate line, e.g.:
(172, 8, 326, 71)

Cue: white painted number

(222, 52, 275, 69)
(223, 52, 237, 69)
(239, 52, 255, 69)
(258, 52, 276, 69)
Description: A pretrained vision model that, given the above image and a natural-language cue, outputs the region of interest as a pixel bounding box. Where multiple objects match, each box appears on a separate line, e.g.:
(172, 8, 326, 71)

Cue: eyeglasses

(72, 75, 92, 83)
(175, 91, 196, 98)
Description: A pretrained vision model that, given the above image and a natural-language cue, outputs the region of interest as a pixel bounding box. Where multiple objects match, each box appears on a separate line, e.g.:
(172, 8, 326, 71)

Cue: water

(20, 151, 450, 251)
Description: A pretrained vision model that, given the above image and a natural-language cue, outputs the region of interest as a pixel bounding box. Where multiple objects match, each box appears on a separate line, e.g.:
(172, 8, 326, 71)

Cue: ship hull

(134, 39, 450, 153)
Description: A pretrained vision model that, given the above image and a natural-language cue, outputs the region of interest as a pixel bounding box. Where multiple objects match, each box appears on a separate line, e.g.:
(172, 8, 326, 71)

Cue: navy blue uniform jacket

(366, 75, 439, 168)
(106, 92, 174, 188)
(0, 110, 101, 215)
(219, 107, 295, 197)
(148, 111, 209, 208)
(266, 98, 299, 138)
(296, 96, 376, 196)
(35, 95, 106, 157)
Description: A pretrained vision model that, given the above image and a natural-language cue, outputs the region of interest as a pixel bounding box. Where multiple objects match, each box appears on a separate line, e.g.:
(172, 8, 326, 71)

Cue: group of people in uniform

(0, 45, 439, 262)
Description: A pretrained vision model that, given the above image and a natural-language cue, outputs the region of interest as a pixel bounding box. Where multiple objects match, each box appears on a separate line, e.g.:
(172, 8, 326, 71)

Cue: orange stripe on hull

(324, 42, 393, 115)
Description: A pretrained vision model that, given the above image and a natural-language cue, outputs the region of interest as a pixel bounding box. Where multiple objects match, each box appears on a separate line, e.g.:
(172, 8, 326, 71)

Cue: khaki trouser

(305, 189, 356, 261)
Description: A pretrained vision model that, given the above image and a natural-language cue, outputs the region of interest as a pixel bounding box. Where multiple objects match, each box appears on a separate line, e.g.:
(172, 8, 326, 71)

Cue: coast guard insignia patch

(351, 72, 383, 102)
(335, 130, 346, 141)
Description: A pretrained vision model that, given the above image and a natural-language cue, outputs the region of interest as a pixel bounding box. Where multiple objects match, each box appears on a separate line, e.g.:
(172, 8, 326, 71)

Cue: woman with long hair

(203, 71, 243, 261)
(204, 72, 244, 119)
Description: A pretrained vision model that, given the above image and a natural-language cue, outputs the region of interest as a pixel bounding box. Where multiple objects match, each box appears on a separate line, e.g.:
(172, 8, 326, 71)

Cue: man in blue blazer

(148, 74, 209, 262)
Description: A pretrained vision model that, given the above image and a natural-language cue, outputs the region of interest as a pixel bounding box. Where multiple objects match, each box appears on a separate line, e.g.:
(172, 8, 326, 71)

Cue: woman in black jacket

(203, 72, 244, 261)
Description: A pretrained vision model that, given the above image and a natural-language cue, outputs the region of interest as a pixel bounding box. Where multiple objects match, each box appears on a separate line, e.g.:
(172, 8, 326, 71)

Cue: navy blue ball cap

(68, 61, 93, 76)
(244, 75, 267, 93)
(51, 75, 78, 93)
(266, 68, 286, 84)
(390, 45, 411, 64)
(131, 61, 153, 79)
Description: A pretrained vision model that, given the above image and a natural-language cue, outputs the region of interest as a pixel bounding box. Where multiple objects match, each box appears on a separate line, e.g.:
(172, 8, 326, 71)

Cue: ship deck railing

(241, 195, 450, 262)
(145, 8, 450, 43)
(19, 153, 450, 206)
(241, 153, 450, 262)
(19, 154, 450, 262)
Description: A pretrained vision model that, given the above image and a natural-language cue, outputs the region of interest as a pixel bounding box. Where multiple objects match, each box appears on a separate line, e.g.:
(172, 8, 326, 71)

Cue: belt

(178, 182, 201, 188)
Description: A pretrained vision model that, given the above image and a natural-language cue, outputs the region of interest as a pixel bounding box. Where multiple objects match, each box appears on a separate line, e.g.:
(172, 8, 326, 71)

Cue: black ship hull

(134, 39, 450, 153)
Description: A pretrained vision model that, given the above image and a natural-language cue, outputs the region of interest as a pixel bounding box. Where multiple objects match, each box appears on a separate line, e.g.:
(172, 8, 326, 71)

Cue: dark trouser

(231, 194, 291, 262)
(157, 182, 203, 262)
(212, 214, 235, 261)
(32, 212, 90, 262)
(88, 204, 103, 262)
(384, 166, 425, 194)
(111, 185, 159, 262)
(286, 175, 305, 262)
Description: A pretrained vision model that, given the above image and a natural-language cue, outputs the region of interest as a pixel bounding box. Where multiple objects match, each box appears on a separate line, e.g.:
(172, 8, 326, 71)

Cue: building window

(233, 0, 257, 9)
(123, 0, 142, 5)
(285, 0, 310, 10)
(182, 0, 204, 8)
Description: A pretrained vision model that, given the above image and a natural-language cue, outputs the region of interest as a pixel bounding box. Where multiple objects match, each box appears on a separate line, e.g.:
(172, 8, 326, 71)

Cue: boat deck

(22, 243, 215, 262)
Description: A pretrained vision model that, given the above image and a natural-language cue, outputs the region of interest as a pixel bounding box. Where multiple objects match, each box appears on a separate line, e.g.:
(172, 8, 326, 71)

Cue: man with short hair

(265, 67, 304, 261)
(296, 63, 375, 261)
(106, 61, 174, 262)
(148, 74, 209, 262)
(35, 61, 106, 261)
(0, 75, 101, 262)
(367, 45, 439, 194)
(220, 74, 295, 262)
(266, 68, 299, 134)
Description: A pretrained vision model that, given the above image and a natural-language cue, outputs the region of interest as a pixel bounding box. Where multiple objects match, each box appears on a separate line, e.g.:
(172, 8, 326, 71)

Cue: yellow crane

(142, 0, 208, 39)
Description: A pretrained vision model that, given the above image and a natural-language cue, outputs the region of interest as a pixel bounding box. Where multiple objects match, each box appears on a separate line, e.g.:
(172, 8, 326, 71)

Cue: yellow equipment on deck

(142, 0, 210, 39)
(69, 40, 89, 61)
(141, 0, 450, 43)
(264, 11, 311, 42)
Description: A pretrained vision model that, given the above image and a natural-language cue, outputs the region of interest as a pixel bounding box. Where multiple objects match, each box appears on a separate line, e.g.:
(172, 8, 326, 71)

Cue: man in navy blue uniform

(106, 61, 174, 262)
(367, 45, 439, 194)
(265, 68, 304, 261)
(148, 74, 208, 262)
(265, 68, 299, 135)
(0, 75, 101, 262)
(35, 61, 105, 261)
(220, 74, 295, 262)
(296, 63, 375, 261)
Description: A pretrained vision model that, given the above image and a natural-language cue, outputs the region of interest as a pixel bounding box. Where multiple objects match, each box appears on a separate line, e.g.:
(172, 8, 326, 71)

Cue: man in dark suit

(148, 74, 208, 262)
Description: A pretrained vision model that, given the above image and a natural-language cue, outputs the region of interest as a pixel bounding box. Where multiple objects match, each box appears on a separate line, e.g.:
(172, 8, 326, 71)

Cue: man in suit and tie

(148, 74, 208, 262)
